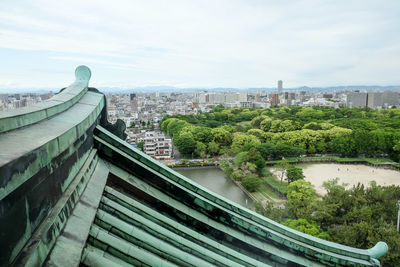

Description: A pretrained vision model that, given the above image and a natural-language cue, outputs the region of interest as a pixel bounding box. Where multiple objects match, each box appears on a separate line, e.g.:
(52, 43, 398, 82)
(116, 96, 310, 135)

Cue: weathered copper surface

(0, 66, 388, 266)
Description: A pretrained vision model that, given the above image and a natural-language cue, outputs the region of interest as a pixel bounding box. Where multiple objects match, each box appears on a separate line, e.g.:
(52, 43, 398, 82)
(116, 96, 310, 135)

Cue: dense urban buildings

(2, 87, 399, 160)
(0, 92, 54, 110)
(96, 88, 400, 159)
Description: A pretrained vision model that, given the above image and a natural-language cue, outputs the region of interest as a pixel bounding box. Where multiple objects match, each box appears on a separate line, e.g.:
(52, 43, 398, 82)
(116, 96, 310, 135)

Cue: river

(175, 167, 254, 209)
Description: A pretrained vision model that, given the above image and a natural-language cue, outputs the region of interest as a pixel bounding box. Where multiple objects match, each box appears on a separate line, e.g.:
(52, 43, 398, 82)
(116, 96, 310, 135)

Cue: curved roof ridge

(0, 65, 91, 133)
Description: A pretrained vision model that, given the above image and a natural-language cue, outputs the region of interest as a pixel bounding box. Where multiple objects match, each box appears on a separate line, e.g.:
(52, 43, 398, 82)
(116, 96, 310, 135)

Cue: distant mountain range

(1, 85, 400, 94)
(97, 85, 400, 93)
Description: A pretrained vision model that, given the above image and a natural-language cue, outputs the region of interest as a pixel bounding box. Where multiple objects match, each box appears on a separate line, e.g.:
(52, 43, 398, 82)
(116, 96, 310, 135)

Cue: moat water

(176, 167, 254, 209)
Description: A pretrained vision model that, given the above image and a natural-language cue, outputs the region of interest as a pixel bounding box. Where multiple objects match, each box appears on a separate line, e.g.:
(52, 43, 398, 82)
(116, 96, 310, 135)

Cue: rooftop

(0, 66, 388, 267)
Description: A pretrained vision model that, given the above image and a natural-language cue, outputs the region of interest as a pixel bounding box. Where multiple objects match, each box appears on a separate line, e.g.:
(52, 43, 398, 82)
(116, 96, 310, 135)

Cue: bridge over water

(0, 66, 388, 266)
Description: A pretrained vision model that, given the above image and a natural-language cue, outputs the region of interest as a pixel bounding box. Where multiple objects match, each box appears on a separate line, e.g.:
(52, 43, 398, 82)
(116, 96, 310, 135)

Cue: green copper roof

(0, 66, 388, 267)
(92, 127, 387, 266)
(0, 65, 91, 134)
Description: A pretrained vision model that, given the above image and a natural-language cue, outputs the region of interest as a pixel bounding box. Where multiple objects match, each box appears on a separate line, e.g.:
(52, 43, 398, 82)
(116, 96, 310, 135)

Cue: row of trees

(161, 106, 400, 160)
(256, 179, 400, 266)
(170, 105, 400, 130)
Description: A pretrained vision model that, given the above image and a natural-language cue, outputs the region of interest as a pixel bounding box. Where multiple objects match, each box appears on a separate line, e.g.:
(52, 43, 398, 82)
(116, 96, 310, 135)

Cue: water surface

(176, 167, 253, 209)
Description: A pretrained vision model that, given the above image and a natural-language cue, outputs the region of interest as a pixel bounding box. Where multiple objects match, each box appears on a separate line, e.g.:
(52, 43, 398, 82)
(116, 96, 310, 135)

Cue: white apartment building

(138, 131, 173, 160)
(199, 92, 248, 104)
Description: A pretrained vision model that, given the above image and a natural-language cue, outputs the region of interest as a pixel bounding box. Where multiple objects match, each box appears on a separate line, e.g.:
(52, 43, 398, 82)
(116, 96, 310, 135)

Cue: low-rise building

(138, 131, 173, 160)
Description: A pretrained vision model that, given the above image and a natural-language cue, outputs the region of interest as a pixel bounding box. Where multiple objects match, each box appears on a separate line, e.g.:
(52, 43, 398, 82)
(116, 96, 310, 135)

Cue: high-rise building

(270, 92, 280, 106)
(237, 92, 248, 102)
(199, 94, 207, 104)
(130, 93, 138, 112)
(367, 91, 399, 108)
(347, 92, 367, 107)
(367, 92, 383, 108)
(382, 91, 399, 106)
(278, 80, 283, 95)
(284, 92, 289, 100)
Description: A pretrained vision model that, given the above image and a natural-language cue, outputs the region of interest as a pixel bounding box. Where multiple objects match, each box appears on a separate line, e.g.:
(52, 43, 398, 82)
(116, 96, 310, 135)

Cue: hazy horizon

(2, 84, 400, 95)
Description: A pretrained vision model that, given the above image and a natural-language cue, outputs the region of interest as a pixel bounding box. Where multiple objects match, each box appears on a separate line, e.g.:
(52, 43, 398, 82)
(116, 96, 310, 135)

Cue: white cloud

(0, 0, 399, 89)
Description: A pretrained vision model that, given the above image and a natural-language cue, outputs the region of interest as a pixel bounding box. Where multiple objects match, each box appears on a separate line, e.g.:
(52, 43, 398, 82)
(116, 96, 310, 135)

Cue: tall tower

(130, 93, 138, 112)
(277, 80, 283, 95)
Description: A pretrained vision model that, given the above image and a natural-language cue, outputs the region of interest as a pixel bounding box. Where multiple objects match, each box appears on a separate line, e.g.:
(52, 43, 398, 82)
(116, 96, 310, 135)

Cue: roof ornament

(75, 65, 91, 86)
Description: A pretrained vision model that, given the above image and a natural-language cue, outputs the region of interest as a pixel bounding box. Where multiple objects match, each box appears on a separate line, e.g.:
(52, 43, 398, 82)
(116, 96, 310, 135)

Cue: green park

(161, 105, 400, 265)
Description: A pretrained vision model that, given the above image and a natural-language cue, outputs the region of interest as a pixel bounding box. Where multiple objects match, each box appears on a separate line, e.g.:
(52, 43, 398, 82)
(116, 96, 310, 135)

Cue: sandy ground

(302, 164, 400, 195)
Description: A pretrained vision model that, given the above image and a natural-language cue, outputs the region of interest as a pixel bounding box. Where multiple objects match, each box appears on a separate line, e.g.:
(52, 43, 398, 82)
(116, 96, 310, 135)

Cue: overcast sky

(0, 0, 399, 91)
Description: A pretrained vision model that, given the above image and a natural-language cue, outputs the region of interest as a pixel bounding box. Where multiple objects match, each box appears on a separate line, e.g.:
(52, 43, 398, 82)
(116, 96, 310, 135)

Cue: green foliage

(257, 177, 400, 266)
(269, 119, 301, 132)
(231, 133, 261, 154)
(167, 119, 189, 137)
(174, 132, 196, 155)
(256, 143, 305, 160)
(286, 165, 304, 183)
(194, 141, 207, 158)
(260, 117, 273, 132)
(242, 176, 262, 192)
(160, 106, 400, 161)
(220, 159, 234, 177)
(193, 126, 213, 143)
(137, 141, 144, 151)
(287, 180, 317, 219)
(296, 107, 325, 120)
(211, 128, 232, 147)
(255, 201, 291, 222)
(247, 129, 266, 142)
(234, 151, 248, 166)
(212, 104, 225, 113)
(251, 115, 269, 128)
(367, 225, 400, 265)
(207, 141, 220, 155)
(283, 219, 330, 240)
(262, 176, 288, 195)
(330, 133, 356, 157)
(274, 160, 289, 183)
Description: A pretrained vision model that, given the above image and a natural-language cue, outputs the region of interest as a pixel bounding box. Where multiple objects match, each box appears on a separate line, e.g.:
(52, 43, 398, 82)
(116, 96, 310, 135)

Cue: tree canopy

(160, 106, 400, 160)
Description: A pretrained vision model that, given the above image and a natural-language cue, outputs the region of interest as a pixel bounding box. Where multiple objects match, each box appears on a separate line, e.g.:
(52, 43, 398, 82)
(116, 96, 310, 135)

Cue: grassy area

(240, 168, 284, 202)
(266, 156, 395, 165)
(291, 162, 313, 168)
(265, 158, 299, 164)
(262, 176, 288, 195)
(364, 158, 394, 164)
(252, 182, 282, 202)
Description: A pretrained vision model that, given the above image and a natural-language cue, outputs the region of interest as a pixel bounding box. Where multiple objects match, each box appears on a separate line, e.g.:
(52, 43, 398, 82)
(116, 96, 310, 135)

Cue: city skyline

(1, 0, 400, 91)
